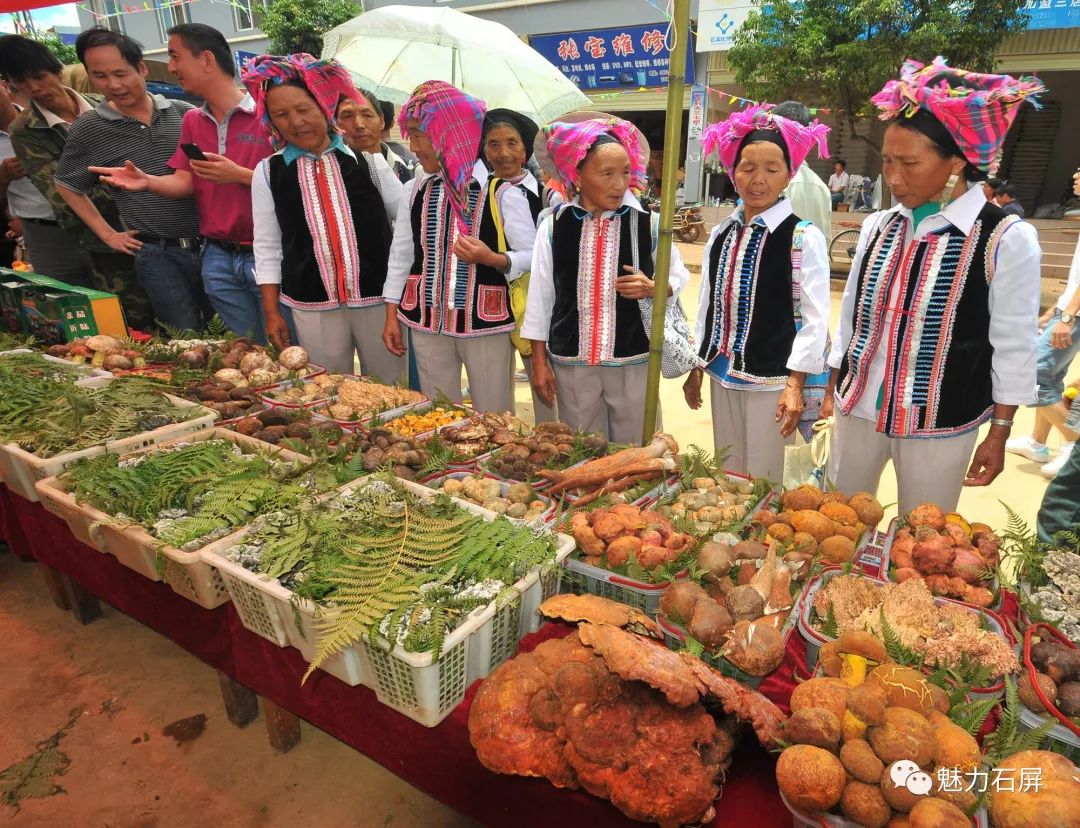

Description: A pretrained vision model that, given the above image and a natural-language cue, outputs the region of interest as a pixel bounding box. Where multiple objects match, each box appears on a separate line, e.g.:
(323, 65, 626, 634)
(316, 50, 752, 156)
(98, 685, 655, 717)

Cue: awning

(0, 0, 70, 12)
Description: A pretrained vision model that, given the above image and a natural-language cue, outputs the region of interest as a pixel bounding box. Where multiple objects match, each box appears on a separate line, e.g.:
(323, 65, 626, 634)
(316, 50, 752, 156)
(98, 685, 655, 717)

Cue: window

(92, 0, 125, 33)
(233, 0, 254, 32)
(156, 2, 191, 43)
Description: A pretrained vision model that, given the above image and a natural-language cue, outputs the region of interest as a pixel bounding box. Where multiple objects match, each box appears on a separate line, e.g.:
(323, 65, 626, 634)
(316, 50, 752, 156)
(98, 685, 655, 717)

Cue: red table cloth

(0, 486, 799, 827)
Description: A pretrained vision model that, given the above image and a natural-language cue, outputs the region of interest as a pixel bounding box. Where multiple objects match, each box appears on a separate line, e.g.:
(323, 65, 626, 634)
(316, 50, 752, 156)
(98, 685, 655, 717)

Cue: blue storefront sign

(233, 51, 260, 73)
(1024, 0, 1080, 29)
(530, 24, 695, 91)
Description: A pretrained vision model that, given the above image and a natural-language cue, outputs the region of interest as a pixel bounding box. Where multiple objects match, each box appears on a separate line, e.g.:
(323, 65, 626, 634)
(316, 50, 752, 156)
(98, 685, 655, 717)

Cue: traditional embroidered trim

(548, 351, 648, 368)
(837, 213, 908, 413)
(983, 214, 1020, 284)
(281, 294, 384, 311)
(577, 213, 622, 365)
(297, 154, 361, 305)
(728, 228, 766, 375)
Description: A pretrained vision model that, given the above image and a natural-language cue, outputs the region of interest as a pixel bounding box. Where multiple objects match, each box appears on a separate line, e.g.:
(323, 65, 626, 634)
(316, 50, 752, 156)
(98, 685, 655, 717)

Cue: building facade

(75, 0, 270, 61)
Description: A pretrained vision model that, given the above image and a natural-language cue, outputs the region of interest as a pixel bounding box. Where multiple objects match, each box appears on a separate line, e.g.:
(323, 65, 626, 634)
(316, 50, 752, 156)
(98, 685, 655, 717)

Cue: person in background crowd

(88, 24, 286, 343)
(1036, 378, 1080, 543)
(245, 54, 404, 379)
(684, 105, 832, 480)
(0, 81, 57, 273)
(775, 100, 833, 243)
(0, 34, 141, 306)
(522, 117, 691, 444)
(828, 158, 849, 208)
(478, 107, 554, 423)
(382, 81, 535, 413)
(982, 175, 1004, 203)
(379, 99, 417, 170)
(56, 28, 207, 332)
(336, 88, 412, 185)
(1006, 170, 1080, 478)
(995, 182, 1025, 217)
(540, 168, 566, 210)
(824, 57, 1044, 515)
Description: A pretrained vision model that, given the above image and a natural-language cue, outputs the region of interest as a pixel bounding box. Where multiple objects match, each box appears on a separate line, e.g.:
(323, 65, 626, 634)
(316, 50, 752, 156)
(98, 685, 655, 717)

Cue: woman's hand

(265, 311, 292, 350)
(683, 368, 703, 410)
(453, 235, 504, 268)
(614, 265, 655, 299)
(1051, 320, 1074, 350)
(776, 376, 805, 438)
(382, 314, 406, 357)
(819, 392, 835, 421)
(531, 354, 557, 406)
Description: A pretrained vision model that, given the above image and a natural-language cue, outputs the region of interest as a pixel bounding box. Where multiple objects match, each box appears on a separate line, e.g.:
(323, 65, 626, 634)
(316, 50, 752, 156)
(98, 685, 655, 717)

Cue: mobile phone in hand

(180, 143, 207, 162)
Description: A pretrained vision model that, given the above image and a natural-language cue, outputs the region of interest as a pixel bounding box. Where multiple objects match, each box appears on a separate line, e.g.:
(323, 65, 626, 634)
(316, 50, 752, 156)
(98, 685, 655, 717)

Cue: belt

(23, 217, 60, 227)
(205, 238, 254, 254)
(138, 234, 201, 250)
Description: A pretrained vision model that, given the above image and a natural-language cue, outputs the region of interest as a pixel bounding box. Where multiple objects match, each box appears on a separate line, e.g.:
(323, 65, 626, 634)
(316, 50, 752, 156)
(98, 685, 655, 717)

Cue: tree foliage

(32, 33, 77, 66)
(261, 0, 363, 57)
(728, 0, 1029, 149)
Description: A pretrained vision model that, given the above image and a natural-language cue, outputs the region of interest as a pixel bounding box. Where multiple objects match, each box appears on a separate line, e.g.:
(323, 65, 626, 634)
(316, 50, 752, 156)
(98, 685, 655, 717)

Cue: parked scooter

(673, 203, 705, 243)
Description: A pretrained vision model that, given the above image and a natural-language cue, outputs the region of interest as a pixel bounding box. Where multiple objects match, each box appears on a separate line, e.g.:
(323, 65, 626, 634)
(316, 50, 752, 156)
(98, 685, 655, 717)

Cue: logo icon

(715, 13, 735, 35)
(889, 760, 933, 796)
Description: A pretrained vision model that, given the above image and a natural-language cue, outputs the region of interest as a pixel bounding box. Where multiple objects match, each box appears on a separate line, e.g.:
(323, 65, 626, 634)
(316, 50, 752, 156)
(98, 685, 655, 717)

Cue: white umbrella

(321, 5, 590, 125)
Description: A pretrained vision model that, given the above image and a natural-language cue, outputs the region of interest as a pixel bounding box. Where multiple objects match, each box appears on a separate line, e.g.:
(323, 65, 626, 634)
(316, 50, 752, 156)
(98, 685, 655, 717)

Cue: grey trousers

(20, 220, 94, 288)
(521, 354, 558, 425)
(410, 329, 513, 413)
(552, 361, 660, 445)
(291, 304, 405, 380)
(709, 381, 792, 481)
(827, 411, 980, 515)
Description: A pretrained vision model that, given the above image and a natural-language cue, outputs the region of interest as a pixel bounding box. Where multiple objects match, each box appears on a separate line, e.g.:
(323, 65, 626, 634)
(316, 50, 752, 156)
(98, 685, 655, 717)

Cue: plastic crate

(201, 476, 573, 724)
(876, 517, 1002, 610)
(564, 555, 687, 617)
(91, 429, 309, 603)
(796, 566, 1011, 698)
(779, 790, 988, 827)
(33, 474, 112, 553)
(658, 595, 800, 689)
(420, 470, 556, 527)
(1018, 623, 1080, 762)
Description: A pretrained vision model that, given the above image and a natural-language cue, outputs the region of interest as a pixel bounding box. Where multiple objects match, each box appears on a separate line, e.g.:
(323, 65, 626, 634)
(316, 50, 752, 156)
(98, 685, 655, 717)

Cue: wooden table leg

(217, 672, 259, 728)
(61, 575, 101, 625)
(39, 565, 72, 611)
(261, 698, 301, 753)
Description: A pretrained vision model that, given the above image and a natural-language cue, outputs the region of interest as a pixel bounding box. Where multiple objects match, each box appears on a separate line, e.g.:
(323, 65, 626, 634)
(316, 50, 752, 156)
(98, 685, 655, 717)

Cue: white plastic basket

(201, 476, 573, 725)
(34, 474, 112, 553)
(563, 555, 687, 617)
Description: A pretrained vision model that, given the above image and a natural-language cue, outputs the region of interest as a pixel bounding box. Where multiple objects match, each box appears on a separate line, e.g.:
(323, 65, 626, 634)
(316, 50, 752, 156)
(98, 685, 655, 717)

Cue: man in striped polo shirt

(54, 28, 208, 333)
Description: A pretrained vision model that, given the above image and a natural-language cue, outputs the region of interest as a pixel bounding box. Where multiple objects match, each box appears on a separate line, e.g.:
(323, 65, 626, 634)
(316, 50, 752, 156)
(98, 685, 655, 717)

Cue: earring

(939, 173, 960, 205)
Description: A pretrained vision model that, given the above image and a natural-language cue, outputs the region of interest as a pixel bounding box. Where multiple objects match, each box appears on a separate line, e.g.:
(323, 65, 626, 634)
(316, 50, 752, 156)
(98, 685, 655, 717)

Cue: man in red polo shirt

(88, 24, 288, 342)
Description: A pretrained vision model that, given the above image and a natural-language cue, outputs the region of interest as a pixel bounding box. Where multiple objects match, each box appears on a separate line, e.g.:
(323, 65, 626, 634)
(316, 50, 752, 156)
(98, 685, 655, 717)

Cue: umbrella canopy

(321, 4, 589, 125)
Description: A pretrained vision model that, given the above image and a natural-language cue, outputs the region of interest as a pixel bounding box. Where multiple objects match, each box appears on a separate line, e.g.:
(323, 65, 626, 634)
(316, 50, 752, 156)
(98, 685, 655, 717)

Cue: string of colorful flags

(590, 81, 833, 116)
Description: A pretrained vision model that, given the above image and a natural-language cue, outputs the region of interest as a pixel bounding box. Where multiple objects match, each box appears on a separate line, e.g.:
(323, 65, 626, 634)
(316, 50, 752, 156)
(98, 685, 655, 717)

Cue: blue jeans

(134, 241, 207, 332)
(1035, 309, 1080, 406)
(201, 242, 297, 345)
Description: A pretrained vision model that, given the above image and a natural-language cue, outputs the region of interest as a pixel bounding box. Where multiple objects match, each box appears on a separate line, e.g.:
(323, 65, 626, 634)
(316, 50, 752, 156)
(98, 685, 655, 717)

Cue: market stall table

(1, 483, 797, 827)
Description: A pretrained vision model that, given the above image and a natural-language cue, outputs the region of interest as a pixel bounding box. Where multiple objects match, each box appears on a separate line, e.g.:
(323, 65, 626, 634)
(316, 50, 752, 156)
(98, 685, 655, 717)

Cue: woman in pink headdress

(245, 54, 405, 379)
(380, 81, 536, 413)
(520, 117, 691, 444)
(825, 57, 1044, 514)
(684, 104, 832, 481)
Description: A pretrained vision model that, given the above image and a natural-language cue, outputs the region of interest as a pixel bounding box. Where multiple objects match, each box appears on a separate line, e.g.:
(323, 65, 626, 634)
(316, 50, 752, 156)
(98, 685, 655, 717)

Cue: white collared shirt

(1059, 234, 1080, 312)
(694, 198, 831, 386)
(33, 87, 93, 129)
(251, 149, 403, 287)
(784, 164, 832, 244)
(828, 184, 1041, 420)
(0, 122, 54, 220)
(382, 161, 537, 303)
(520, 191, 690, 343)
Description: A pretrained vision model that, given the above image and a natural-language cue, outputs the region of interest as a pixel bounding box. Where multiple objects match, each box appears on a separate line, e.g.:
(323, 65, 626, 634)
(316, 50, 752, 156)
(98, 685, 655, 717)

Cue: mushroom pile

(469, 594, 785, 828)
(483, 422, 608, 483)
(46, 335, 145, 371)
(438, 411, 532, 461)
(655, 475, 761, 537)
(430, 475, 549, 522)
(1018, 634, 1080, 720)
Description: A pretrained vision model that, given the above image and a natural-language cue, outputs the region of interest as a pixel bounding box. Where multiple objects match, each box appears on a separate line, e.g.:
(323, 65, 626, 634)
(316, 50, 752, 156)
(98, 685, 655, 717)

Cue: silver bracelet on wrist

(990, 418, 1014, 428)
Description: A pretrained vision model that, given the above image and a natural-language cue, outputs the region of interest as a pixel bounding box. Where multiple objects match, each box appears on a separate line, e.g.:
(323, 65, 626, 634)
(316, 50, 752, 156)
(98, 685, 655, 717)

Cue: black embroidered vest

(267, 149, 391, 309)
(547, 206, 654, 365)
(698, 214, 800, 383)
(837, 204, 1017, 437)
(396, 176, 514, 337)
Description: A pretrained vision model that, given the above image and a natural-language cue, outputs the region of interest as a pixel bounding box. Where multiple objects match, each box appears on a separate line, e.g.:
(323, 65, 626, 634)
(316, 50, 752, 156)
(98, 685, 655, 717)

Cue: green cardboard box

(0, 268, 127, 342)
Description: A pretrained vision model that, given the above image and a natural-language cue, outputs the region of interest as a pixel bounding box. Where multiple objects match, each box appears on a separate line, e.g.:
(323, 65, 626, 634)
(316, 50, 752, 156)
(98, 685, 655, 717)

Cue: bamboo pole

(641, 0, 691, 444)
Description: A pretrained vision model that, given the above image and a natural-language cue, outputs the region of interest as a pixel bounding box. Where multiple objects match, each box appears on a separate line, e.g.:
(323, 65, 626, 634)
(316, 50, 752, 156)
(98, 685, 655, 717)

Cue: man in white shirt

(828, 159, 850, 208)
(774, 101, 833, 242)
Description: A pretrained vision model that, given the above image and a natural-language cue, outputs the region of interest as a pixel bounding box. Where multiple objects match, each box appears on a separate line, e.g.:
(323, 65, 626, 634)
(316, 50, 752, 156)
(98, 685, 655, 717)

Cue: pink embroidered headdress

(242, 53, 363, 150)
(541, 117, 648, 194)
(399, 81, 487, 231)
(871, 57, 1044, 175)
(701, 104, 830, 176)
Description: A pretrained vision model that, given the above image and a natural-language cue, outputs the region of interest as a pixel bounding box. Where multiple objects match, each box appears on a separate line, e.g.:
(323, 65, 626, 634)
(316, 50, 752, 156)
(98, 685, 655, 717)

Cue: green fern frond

(821, 601, 839, 638)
